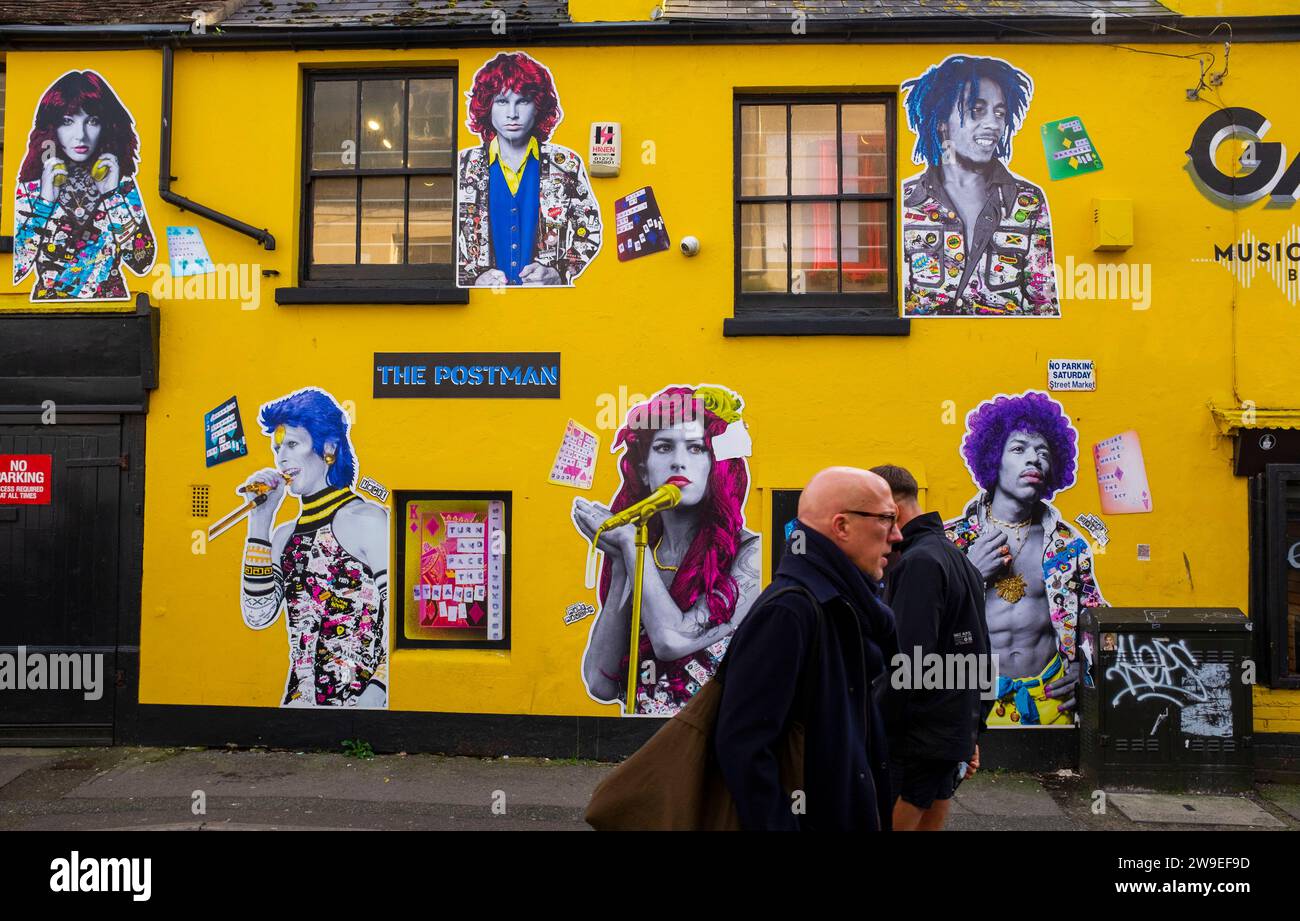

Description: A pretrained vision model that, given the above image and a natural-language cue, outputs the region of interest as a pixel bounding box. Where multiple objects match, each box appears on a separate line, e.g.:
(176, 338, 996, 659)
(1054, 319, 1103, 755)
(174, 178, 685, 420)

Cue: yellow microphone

(596, 483, 682, 533)
(584, 484, 682, 589)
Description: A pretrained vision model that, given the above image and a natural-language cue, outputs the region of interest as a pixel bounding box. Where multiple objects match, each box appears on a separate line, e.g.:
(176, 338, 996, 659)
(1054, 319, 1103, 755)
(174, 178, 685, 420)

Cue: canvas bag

(584, 586, 825, 831)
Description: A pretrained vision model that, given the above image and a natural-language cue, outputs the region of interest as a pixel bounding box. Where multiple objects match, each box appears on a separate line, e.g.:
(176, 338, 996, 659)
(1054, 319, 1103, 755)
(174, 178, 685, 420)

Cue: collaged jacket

(457, 141, 602, 286)
(901, 162, 1059, 317)
(13, 175, 155, 301)
(944, 495, 1105, 666)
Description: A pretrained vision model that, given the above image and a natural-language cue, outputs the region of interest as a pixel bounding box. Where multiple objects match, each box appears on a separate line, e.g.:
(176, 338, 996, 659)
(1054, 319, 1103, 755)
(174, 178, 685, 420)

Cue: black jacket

(882, 512, 991, 762)
(714, 522, 898, 831)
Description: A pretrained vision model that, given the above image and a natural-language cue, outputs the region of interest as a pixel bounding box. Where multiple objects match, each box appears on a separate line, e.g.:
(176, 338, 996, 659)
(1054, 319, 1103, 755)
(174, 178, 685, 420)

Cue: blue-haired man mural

(901, 55, 1060, 317)
(237, 388, 390, 708)
(945, 392, 1105, 728)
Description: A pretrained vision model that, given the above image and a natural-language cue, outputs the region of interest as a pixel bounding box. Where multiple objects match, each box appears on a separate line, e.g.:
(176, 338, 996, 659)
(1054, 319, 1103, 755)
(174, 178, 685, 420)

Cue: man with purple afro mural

(945, 391, 1104, 726)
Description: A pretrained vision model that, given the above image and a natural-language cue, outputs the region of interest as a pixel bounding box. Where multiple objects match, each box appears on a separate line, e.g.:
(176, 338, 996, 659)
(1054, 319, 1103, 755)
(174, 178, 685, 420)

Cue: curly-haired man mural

(900, 55, 1059, 317)
(457, 51, 602, 287)
(945, 391, 1104, 727)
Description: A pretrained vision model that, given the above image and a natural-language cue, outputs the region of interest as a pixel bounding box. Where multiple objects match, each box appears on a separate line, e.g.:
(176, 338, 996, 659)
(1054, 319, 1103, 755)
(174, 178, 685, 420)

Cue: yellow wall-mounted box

(1093, 198, 1134, 251)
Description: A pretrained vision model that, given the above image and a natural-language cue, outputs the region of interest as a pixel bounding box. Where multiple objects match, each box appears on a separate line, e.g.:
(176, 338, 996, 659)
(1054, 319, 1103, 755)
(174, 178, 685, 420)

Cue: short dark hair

(870, 464, 919, 502)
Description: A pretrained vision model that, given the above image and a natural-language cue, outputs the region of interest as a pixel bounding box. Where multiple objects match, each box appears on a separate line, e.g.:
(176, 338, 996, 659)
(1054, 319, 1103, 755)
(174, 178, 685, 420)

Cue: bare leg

(893, 796, 952, 831)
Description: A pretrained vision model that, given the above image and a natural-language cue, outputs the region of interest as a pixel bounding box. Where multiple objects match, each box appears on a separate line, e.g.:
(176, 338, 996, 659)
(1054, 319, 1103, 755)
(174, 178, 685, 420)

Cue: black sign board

(1233, 427, 1300, 477)
(374, 352, 561, 399)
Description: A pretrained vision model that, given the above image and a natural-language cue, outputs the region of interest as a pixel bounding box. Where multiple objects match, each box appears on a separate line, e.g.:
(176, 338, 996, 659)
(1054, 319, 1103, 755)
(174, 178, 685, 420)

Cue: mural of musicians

(945, 391, 1105, 726)
(900, 55, 1059, 317)
(457, 50, 602, 287)
(13, 70, 156, 302)
(237, 388, 391, 709)
(572, 385, 761, 716)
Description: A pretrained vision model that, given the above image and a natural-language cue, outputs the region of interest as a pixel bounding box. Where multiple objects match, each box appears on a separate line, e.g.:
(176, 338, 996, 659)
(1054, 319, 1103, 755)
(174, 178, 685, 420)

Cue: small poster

(0, 455, 52, 505)
(1093, 430, 1153, 514)
(548, 419, 599, 490)
(615, 186, 671, 262)
(1041, 116, 1103, 181)
(203, 396, 248, 468)
(166, 226, 214, 277)
(1048, 359, 1096, 391)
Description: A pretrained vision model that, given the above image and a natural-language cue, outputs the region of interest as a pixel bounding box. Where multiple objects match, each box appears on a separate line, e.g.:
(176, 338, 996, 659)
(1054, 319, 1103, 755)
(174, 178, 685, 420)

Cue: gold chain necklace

(652, 540, 679, 572)
(985, 502, 1031, 603)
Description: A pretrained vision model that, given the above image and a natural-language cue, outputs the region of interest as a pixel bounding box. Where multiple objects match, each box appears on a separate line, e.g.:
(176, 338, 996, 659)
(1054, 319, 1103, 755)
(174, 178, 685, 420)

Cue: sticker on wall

(231, 387, 391, 709)
(1093, 430, 1153, 514)
(1040, 116, 1103, 180)
(13, 70, 157, 302)
(549, 419, 599, 489)
(456, 51, 602, 287)
(1047, 359, 1096, 392)
(564, 602, 596, 626)
(900, 55, 1060, 317)
(0, 455, 52, 505)
(358, 476, 389, 503)
(1074, 512, 1110, 549)
(614, 186, 671, 261)
(204, 396, 248, 468)
(166, 226, 214, 277)
(945, 391, 1105, 728)
(571, 384, 761, 717)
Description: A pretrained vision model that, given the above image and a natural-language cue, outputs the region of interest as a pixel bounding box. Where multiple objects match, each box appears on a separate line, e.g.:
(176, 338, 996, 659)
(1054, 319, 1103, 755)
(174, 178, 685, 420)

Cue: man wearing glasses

(872, 465, 990, 831)
(715, 467, 900, 830)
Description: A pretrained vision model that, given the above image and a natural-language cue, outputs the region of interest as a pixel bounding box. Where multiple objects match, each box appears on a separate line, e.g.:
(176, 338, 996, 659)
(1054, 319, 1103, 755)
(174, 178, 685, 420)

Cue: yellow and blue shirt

(488, 135, 541, 285)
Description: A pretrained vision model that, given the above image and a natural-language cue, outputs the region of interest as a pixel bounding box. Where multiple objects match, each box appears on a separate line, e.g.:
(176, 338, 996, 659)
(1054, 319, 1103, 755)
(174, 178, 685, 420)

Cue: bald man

(714, 467, 901, 831)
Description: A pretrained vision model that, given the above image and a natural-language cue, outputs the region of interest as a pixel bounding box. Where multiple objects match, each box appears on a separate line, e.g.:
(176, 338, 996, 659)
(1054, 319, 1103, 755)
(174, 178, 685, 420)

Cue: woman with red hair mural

(13, 70, 156, 301)
(457, 51, 602, 287)
(573, 385, 761, 716)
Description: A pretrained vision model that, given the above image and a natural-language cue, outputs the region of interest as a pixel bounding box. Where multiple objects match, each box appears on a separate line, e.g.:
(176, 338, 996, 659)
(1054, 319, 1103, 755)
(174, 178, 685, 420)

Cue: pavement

(0, 747, 1296, 831)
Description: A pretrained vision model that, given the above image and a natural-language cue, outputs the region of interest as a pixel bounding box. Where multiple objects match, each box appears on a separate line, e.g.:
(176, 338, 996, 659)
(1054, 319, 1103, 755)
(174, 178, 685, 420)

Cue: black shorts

(891, 756, 963, 810)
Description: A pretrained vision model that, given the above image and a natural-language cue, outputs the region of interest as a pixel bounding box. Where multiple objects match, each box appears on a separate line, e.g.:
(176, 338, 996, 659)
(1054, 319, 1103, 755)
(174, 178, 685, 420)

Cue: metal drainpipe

(159, 44, 275, 250)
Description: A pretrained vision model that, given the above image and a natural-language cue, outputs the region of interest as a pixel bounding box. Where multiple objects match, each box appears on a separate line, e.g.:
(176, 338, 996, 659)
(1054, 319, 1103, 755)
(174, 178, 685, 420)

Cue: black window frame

(729, 92, 902, 335)
(1251, 464, 1300, 689)
(299, 67, 458, 288)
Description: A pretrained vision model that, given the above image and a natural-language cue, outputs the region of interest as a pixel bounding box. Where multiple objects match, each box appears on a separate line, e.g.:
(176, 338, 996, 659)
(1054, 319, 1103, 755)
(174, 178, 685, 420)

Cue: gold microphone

(584, 484, 682, 590)
(207, 472, 292, 541)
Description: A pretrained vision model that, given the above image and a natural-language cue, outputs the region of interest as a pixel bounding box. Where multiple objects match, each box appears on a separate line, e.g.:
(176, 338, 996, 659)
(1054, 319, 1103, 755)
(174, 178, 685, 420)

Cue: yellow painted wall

(4, 39, 1299, 726)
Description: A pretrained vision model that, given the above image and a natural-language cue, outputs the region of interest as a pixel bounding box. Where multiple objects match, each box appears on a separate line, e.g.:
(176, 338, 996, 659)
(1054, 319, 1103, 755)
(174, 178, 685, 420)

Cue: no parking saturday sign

(0, 455, 52, 505)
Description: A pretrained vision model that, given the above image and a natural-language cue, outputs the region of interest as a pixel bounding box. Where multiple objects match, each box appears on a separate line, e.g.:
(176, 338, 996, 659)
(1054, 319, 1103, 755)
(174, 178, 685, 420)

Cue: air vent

(191, 485, 210, 518)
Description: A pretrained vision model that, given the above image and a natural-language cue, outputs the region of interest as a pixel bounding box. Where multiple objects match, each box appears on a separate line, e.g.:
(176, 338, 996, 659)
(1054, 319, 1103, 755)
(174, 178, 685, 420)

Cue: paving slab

(952, 773, 1063, 818)
(65, 750, 613, 809)
(1108, 793, 1285, 827)
(0, 753, 60, 791)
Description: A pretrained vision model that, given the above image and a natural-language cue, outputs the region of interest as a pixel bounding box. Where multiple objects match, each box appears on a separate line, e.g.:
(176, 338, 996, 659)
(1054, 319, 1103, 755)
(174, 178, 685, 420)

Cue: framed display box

(394, 490, 511, 649)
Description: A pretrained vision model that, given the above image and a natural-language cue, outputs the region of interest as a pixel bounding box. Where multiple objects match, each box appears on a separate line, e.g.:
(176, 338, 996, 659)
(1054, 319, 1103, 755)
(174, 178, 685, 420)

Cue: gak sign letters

(1187, 107, 1300, 205)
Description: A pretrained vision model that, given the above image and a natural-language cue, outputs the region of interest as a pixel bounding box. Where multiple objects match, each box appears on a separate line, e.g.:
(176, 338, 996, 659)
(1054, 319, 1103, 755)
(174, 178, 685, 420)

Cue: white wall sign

(588, 122, 622, 177)
(1048, 358, 1096, 391)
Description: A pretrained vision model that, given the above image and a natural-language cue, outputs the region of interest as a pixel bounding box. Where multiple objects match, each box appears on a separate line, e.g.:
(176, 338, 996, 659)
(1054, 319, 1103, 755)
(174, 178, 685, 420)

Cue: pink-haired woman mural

(572, 385, 761, 716)
(13, 70, 156, 302)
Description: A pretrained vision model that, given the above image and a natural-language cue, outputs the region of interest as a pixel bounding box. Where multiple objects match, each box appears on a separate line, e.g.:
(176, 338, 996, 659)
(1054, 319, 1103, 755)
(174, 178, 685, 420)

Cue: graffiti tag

(1107, 637, 1210, 708)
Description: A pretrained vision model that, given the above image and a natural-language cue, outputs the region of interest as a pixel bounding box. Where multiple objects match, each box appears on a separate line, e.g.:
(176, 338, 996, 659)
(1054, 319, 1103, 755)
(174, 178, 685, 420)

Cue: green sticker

(1041, 116, 1104, 181)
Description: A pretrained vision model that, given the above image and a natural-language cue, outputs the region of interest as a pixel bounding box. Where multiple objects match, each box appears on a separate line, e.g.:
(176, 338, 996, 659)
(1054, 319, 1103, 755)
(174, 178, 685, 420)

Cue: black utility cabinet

(1079, 607, 1253, 792)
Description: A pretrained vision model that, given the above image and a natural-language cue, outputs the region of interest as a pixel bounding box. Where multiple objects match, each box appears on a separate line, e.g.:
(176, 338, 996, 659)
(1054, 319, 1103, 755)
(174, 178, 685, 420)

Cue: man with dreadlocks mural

(572, 385, 761, 716)
(900, 55, 1060, 317)
(946, 392, 1105, 727)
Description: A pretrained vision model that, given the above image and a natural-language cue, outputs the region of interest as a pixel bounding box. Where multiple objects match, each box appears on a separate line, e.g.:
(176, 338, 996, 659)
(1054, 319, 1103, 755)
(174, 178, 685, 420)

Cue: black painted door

(0, 421, 123, 744)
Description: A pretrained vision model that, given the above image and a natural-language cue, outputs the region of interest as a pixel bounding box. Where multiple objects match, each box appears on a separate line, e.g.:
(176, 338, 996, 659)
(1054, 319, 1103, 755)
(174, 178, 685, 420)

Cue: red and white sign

(0, 455, 52, 505)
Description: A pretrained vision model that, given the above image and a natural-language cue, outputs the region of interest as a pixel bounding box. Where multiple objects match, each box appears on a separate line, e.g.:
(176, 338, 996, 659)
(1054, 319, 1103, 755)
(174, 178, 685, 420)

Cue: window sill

(723, 315, 910, 337)
(275, 286, 468, 306)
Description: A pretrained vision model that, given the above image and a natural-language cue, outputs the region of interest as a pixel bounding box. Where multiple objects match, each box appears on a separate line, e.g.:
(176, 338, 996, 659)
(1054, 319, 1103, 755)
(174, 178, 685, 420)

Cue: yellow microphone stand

(626, 518, 650, 713)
